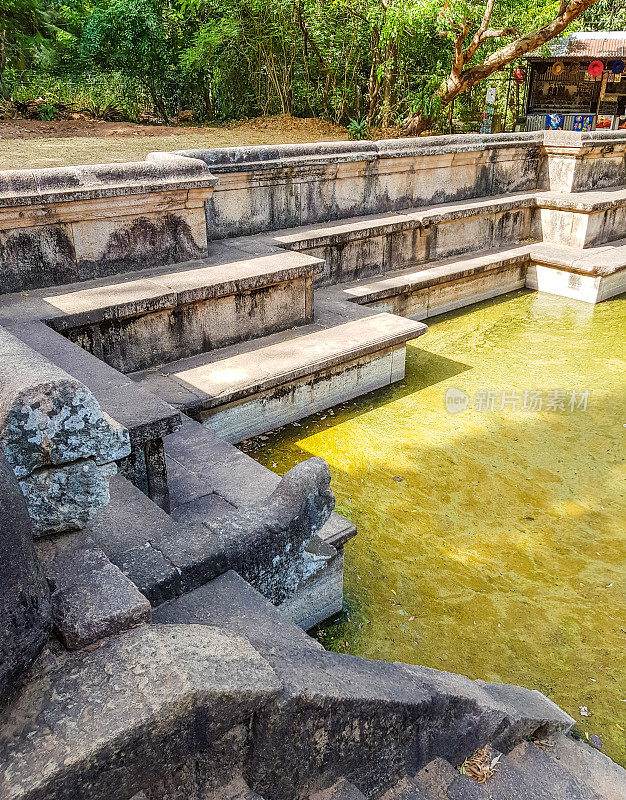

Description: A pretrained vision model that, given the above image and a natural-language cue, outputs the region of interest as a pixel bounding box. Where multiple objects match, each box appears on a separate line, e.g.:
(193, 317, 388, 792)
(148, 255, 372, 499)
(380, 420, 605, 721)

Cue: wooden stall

(525, 32, 626, 132)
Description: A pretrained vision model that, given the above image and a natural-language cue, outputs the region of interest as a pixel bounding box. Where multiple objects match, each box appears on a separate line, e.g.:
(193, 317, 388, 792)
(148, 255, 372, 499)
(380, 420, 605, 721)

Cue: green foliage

(0, 0, 619, 130)
(347, 117, 369, 139)
(38, 100, 58, 119)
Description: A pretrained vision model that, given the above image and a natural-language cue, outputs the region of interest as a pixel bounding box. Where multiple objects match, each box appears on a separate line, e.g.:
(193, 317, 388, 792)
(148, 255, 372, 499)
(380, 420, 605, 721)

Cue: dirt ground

(0, 115, 350, 171)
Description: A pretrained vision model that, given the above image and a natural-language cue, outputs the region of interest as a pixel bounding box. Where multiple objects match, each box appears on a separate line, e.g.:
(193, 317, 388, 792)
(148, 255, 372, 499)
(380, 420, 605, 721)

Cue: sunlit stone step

(132, 313, 426, 442)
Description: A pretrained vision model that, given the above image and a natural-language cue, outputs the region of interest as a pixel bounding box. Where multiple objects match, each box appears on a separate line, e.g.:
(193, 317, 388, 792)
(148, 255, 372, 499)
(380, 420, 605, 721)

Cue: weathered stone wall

(0, 156, 216, 293)
(0, 130, 625, 296)
(0, 326, 131, 533)
(171, 133, 545, 239)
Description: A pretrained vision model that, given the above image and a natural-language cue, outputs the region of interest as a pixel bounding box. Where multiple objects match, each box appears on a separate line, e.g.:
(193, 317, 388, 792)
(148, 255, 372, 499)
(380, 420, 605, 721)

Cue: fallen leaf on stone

(459, 747, 499, 783)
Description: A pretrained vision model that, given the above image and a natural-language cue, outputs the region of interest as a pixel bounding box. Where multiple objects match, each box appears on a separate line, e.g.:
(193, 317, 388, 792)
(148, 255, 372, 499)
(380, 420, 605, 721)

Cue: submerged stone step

(133, 314, 425, 443)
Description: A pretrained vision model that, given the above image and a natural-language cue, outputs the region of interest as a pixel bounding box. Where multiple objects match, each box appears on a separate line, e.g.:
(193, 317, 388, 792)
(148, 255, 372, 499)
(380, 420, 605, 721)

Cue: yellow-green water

(240, 290, 626, 764)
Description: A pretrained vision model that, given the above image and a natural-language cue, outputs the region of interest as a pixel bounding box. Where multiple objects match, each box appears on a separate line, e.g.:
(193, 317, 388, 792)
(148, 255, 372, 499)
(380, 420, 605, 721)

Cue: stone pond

(240, 288, 626, 765)
(1, 131, 626, 798)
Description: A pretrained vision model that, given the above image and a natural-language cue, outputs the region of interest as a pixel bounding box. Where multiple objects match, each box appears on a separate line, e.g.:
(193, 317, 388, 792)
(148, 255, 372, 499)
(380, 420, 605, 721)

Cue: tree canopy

(0, 0, 619, 131)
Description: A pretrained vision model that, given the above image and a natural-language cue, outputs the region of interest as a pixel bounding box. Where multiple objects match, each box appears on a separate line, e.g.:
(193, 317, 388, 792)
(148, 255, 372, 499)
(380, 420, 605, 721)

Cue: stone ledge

(0, 155, 217, 208)
(134, 314, 426, 413)
(0, 321, 181, 449)
(0, 624, 281, 800)
(43, 250, 324, 331)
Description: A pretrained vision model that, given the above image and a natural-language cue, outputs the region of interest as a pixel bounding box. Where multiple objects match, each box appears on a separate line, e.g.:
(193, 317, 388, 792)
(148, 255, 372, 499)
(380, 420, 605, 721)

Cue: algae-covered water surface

(239, 290, 626, 764)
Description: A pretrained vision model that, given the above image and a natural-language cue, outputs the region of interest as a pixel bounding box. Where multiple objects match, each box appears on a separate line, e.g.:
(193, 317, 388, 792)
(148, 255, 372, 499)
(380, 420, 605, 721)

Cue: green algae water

(239, 290, 626, 764)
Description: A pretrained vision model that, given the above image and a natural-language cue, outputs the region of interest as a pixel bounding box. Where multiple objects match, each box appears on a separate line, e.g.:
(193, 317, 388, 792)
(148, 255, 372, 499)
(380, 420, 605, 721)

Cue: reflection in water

(240, 290, 626, 764)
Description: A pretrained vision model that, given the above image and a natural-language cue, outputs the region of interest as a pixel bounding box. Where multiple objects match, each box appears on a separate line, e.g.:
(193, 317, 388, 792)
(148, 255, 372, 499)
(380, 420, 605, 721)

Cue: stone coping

(168, 131, 546, 173)
(0, 129, 625, 210)
(0, 154, 217, 208)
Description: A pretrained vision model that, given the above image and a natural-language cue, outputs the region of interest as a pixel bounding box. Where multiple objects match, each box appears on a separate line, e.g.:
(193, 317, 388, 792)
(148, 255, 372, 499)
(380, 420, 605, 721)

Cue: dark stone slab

(0, 453, 51, 702)
(0, 624, 280, 800)
(37, 533, 151, 650)
(85, 474, 184, 606)
(155, 571, 576, 800)
(446, 741, 590, 800)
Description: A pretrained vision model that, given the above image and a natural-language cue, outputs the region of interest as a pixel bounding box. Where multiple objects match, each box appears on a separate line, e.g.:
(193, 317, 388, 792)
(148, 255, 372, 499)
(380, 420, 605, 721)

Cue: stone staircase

(1, 132, 626, 800)
(208, 736, 626, 800)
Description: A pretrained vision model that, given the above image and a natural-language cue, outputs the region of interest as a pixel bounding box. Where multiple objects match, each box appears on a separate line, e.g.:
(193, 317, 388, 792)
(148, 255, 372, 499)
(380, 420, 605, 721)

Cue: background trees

(0, 0, 619, 132)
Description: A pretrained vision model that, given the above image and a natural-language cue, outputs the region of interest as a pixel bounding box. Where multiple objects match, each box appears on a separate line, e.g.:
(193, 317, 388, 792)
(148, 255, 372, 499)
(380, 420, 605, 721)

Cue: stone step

(549, 733, 626, 800)
(535, 185, 626, 248)
(340, 245, 529, 320)
(309, 778, 368, 800)
(40, 246, 323, 373)
(265, 192, 536, 286)
(446, 740, 598, 800)
(132, 313, 426, 442)
(164, 416, 355, 549)
(162, 416, 354, 628)
(379, 776, 428, 799)
(90, 448, 344, 626)
(154, 571, 575, 800)
(205, 777, 265, 800)
(528, 239, 626, 303)
(414, 758, 460, 800)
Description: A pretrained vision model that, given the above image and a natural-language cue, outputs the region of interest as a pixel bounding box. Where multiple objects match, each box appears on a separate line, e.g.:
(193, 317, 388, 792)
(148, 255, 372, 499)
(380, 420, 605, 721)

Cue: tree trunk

(0, 29, 7, 100)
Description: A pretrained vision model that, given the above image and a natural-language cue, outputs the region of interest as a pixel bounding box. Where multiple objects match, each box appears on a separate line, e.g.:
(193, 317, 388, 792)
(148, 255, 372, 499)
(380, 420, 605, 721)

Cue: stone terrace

(0, 130, 625, 800)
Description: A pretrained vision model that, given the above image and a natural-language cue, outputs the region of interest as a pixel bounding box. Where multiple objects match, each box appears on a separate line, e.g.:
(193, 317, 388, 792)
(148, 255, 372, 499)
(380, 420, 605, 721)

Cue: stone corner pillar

(542, 130, 626, 193)
(0, 452, 51, 702)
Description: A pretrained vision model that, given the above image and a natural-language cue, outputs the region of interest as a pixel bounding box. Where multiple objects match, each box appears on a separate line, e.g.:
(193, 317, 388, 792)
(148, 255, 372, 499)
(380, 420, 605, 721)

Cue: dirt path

(0, 115, 349, 171)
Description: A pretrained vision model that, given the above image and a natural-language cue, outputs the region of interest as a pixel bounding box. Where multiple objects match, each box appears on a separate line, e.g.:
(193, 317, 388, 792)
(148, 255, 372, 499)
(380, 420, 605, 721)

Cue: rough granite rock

(0, 325, 130, 533)
(37, 533, 151, 650)
(0, 453, 51, 703)
(0, 326, 129, 478)
(19, 460, 118, 536)
(0, 624, 281, 800)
